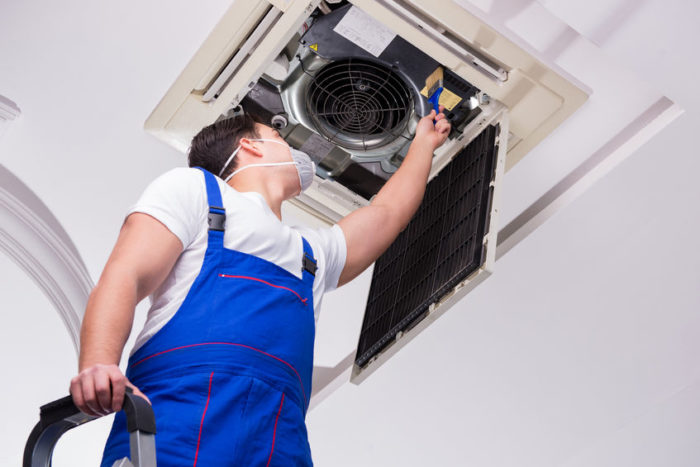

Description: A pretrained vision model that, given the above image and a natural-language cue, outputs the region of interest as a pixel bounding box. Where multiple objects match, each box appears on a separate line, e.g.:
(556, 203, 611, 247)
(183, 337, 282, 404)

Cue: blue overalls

(101, 167, 317, 466)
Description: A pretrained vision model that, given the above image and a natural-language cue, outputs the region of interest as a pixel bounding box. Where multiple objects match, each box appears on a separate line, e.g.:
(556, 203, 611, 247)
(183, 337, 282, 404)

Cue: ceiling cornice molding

(0, 95, 21, 140)
(0, 165, 94, 355)
(0, 95, 21, 121)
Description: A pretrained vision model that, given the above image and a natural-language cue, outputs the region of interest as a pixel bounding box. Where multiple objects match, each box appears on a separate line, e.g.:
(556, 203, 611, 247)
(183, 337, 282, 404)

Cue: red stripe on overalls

(218, 274, 309, 305)
(193, 371, 214, 467)
(266, 393, 285, 467)
(131, 342, 307, 408)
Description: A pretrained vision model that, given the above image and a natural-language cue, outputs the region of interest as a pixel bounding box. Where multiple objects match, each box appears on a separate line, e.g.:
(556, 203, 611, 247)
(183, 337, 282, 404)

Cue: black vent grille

(443, 69, 479, 97)
(355, 125, 499, 368)
(306, 58, 413, 150)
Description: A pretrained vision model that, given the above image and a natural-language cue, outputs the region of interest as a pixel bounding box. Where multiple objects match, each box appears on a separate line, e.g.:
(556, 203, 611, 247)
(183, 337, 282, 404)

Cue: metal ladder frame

(23, 387, 156, 467)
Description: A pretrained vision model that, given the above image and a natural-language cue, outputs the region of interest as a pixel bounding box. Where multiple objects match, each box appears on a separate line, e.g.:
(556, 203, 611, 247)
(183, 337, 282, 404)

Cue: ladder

(23, 387, 156, 466)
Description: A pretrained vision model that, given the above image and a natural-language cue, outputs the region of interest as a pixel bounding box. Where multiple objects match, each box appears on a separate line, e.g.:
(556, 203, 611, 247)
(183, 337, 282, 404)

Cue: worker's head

(188, 113, 261, 180)
(188, 114, 314, 197)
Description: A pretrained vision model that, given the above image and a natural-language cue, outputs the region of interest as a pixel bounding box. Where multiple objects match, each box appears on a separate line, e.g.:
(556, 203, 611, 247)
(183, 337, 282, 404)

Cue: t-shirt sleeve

(126, 167, 206, 249)
(313, 224, 347, 292)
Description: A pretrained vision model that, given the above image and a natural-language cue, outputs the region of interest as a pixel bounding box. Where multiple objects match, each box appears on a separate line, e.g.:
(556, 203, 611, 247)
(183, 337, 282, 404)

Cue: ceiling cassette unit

(144, 0, 587, 382)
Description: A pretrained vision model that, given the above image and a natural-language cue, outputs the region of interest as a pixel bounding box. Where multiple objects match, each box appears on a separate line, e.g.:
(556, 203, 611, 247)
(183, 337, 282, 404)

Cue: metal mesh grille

(306, 58, 413, 150)
(355, 125, 499, 368)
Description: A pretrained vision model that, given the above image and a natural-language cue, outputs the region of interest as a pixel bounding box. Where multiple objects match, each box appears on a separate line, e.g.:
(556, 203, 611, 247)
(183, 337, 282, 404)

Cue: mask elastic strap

(218, 146, 241, 177)
(218, 139, 286, 178)
(224, 161, 297, 183)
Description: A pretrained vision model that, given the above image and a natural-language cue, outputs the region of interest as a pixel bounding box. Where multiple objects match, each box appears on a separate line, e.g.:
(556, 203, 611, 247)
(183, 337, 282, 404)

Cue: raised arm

(70, 212, 182, 416)
(337, 109, 451, 286)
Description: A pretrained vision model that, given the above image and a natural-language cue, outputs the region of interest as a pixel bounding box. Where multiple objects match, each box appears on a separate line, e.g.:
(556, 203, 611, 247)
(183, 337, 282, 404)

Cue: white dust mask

(289, 146, 315, 192)
(219, 139, 315, 192)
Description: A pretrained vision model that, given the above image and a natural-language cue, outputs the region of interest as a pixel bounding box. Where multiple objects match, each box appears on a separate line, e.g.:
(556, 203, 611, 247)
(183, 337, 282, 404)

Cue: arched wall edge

(0, 164, 94, 355)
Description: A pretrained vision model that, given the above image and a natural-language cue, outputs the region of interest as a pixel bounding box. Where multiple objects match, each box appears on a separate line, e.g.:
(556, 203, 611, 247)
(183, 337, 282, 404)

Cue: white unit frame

(144, 0, 587, 169)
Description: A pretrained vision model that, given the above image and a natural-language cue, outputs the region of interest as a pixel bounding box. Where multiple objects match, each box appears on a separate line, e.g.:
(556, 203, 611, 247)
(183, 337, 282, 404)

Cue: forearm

(71, 213, 181, 414)
(79, 265, 138, 371)
(372, 138, 434, 230)
(336, 139, 436, 285)
(337, 110, 449, 286)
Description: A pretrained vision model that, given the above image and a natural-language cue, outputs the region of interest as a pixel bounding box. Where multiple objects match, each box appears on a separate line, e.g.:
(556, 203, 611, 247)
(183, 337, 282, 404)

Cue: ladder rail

(23, 387, 156, 467)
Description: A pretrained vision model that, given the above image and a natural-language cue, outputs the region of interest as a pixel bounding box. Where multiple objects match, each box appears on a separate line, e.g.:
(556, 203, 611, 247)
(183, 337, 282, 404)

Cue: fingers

(70, 364, 130, 417)
(93, 370, 113, 415)
(426, 108, 447, 122)
(80, 372, 103, 416)
(127, 382, 152, 405)
(70, 375, 95, 416)
(109, 367, 127, 412)
(416, 107, 451, 149)
(435, 118, 450, 134)
(431, 105, 447, 121)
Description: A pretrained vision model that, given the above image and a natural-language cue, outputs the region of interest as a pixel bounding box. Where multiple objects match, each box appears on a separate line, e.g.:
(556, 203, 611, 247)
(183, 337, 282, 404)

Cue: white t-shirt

(127, 167, 347, 354)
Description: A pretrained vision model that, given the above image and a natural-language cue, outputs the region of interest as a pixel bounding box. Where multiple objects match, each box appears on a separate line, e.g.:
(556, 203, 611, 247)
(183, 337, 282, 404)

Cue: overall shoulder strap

(301, 237, 317, 285)
(194, 167, 225, 249)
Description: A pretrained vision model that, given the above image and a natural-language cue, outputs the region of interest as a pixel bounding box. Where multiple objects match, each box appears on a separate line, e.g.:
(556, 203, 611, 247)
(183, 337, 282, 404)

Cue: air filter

(356, 124, 499, 368)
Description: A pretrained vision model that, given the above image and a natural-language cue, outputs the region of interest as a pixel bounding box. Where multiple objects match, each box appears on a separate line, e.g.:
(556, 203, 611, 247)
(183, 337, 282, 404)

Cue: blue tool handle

(428, 87, 443, 123)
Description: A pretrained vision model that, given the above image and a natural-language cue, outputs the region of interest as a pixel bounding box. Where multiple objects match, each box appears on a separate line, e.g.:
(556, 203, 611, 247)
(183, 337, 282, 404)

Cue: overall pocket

(218, 273, 309, 305)
(236, 378, 313, 467)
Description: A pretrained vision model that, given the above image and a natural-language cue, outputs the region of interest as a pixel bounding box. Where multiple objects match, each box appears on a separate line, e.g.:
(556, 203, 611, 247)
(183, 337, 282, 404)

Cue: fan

(305, 58, 413, 151)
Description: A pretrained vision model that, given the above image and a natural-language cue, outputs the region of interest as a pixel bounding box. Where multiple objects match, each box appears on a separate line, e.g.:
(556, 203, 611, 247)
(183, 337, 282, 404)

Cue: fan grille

(306, 58, 413, 150)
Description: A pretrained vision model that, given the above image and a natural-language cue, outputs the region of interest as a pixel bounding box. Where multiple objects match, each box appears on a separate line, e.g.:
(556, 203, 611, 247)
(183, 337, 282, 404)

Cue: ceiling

(1, 0, 698, 465)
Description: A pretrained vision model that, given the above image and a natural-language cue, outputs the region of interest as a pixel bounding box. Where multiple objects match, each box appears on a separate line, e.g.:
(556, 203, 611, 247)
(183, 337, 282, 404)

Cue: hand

(414, 106, 451, 152)
(70, 364, 150, 417)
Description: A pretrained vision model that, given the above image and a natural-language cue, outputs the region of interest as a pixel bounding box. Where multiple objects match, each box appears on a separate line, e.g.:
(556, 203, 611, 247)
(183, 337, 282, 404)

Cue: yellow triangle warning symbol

(309, 43, 318, 52)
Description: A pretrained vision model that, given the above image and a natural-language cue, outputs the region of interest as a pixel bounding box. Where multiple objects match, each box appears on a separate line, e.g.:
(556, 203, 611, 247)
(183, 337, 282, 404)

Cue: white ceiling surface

(458, 0, 671, 228)
(0, 0, 698, 466)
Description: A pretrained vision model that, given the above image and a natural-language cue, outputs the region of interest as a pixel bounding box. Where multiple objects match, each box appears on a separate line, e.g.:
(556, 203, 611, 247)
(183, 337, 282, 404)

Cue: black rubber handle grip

(23, 387, 156, 467)
(122, 387, 156, 434)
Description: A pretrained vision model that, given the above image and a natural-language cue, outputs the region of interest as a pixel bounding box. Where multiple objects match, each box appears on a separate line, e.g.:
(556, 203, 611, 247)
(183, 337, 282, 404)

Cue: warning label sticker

(309, 43, 318, 52)
(333, 6, 396, 58)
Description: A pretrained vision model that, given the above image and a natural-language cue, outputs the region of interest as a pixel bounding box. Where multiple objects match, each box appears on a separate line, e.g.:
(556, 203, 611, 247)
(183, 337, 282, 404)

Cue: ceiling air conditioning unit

(144, 0, 587, 383)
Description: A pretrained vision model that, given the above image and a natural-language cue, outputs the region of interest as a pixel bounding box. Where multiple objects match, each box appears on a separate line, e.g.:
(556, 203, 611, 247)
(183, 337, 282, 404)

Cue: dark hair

(187, 113, 261, 179)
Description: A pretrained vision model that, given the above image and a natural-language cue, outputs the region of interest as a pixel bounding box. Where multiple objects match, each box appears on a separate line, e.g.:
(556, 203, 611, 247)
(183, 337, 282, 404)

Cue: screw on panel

(271, 114, 288, 129)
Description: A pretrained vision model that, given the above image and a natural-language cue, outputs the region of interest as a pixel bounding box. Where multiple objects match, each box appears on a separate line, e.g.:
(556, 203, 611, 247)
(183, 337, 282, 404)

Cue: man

(71, 108, 450, 466)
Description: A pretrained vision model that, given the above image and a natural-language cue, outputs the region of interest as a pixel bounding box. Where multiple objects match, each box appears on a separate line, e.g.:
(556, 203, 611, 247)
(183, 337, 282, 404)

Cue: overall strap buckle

(207, 206, 226, 232)
(302, 253, 317, 276)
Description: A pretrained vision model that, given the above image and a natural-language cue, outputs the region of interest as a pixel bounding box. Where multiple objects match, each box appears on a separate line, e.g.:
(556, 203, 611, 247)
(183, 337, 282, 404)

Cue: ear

(238, 138, 264, 158)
